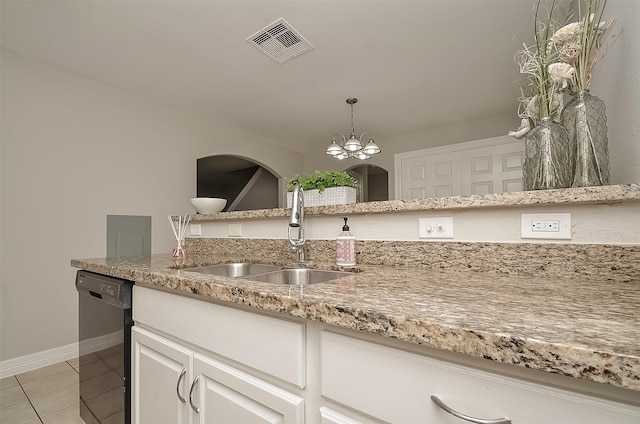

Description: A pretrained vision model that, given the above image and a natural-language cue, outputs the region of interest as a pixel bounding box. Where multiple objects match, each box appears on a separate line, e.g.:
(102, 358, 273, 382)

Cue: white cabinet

(321, 331, 640, 424)
(132, 286, 304, 424)
(319, 406, 380, 424)
(132, 286, 640, 424)
(132, 326, 303, 424)
(133, 285, 306, 388)
(132, 326, 192, 424)
(193, 353, 303, 423)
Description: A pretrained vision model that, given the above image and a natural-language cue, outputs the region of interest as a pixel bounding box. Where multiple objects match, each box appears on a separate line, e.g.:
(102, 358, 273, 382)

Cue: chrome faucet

(288, 183, 306, 262)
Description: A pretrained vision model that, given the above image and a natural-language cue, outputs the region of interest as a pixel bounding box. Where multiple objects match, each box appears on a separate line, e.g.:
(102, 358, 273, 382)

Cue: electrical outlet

(419, 217, 453, 239)
(521, 213, 571, 239)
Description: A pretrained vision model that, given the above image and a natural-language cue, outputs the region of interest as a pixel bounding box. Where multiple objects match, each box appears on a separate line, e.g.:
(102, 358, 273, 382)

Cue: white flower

(550, 22, 581, 45)
(548, 62, 576, 88)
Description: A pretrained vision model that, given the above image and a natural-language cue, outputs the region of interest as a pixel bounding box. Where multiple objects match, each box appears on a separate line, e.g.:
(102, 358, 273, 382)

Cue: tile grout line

(4, 359, 81, 423)
(17, 379, 43, 424)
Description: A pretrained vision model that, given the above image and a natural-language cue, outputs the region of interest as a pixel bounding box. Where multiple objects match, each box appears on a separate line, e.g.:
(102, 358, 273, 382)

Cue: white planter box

(286, 186, 357, 208)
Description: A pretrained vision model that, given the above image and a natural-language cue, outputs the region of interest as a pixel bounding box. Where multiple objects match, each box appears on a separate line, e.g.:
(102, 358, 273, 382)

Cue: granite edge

(70, 258, 640, 391)
(185, 184, 640, 221)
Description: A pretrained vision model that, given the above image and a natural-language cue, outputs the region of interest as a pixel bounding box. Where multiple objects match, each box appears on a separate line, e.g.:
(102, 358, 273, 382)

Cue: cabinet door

(319, 406, 380, 424)
(322, 331, 640, 424)
(132, 327, 193, 424)
(192, 353, 304, 424)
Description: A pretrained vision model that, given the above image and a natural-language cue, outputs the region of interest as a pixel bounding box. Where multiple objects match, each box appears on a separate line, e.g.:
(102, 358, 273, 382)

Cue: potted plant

(286, 170, 358, 207)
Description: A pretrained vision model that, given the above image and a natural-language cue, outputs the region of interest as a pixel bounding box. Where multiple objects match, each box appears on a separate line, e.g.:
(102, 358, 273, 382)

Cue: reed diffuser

(168, 214, 192, 257)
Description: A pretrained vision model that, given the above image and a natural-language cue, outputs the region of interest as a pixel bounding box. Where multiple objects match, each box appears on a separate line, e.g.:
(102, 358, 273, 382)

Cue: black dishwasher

(76, 270, 133, 424)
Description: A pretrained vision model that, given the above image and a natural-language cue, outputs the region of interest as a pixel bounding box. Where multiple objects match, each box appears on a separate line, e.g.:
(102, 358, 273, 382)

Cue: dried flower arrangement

(549, 0, 616, 94)
(509, 0, 566, 139)
(509, 0, 616, 139)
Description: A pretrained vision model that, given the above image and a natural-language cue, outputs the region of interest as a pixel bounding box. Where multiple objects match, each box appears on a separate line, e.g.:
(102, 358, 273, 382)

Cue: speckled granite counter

(71, 253, 640, 391)
(187, 184, 640, 221)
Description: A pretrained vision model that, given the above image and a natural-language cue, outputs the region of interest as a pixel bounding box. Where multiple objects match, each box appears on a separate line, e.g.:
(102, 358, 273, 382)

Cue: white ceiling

(0, 0, 551, 154)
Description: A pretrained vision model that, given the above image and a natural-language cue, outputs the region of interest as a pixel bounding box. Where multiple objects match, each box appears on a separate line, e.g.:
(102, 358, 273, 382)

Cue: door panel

(194, 353, 303, 424)
(132, 327, 192, 424)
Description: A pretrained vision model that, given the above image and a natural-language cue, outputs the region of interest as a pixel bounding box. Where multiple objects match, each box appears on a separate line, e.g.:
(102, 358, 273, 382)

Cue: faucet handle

(288, 226, 305, 245)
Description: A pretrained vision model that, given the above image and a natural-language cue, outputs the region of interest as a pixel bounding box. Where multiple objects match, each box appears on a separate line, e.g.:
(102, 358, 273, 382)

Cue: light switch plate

(419, 217, 454, 239)
(521, 213, 571, 239)
(228, 223, 242, 237)
(189, 224, 202, 236)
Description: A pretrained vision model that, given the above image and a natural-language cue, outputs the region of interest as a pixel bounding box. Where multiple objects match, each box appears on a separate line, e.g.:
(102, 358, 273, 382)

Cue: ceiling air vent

(247, 18, 314, 64)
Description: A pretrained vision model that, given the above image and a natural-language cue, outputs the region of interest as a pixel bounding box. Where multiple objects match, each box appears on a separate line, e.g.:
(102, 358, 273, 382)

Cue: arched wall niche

(197, 154, 281, 211)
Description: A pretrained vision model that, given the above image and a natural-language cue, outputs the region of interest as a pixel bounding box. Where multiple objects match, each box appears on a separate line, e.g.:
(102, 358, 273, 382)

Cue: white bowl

(190, 197, 226, 214)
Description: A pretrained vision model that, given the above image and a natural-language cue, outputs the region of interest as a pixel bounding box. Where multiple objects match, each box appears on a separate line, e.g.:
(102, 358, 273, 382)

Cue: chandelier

(325, 98, 381, 160)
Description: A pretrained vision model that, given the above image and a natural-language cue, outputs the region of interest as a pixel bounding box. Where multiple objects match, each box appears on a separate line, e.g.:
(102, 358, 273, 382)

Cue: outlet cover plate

(228, 223, 242, 237)
(419, 217, 454, 239)
(521, 213, 571, 239)
(189, 224, 202, 236)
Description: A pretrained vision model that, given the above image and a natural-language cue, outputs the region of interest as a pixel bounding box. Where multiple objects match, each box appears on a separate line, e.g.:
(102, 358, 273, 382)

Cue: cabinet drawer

(133, 286, 305, 388)
(321, 331, 640, 424)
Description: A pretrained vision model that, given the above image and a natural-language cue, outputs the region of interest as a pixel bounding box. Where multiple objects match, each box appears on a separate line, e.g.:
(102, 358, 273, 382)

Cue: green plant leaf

(287, 170, 358, 192)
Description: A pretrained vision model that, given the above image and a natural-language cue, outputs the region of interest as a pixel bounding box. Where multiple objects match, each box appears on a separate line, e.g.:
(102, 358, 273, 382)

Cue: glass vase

(172, 240, 186, 258)
(561, 91, 610, 187)
(523, 117, 572, 190)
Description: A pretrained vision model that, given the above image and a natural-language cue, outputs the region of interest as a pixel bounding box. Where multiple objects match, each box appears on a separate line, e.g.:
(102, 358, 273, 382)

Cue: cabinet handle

(176, 368, 187, 403)
(431, 395, 512, 424)
(189, 375, 200, 413)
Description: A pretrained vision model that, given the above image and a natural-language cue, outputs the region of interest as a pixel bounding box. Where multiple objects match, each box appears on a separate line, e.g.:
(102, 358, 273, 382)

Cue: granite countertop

(187, 184, 640, 221)
(71, 254, 640, 391)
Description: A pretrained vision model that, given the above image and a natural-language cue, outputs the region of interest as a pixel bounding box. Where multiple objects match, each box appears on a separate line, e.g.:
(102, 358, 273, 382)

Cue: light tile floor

(0, 359, 84, 424)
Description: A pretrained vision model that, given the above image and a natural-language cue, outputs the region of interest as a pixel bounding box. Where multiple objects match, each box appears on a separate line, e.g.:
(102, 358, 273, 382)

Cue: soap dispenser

(336, 217, 356, 266)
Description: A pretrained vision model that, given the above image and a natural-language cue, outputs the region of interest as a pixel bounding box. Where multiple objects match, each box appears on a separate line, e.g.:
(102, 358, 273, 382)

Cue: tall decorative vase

(561, 91, 610, 187)
(523, 117, 572, 190)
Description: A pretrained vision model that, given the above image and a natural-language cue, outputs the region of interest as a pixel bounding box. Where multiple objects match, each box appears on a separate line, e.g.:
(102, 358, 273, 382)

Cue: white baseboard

(0, 342, 78, 379)
(0, 330, 123, 379)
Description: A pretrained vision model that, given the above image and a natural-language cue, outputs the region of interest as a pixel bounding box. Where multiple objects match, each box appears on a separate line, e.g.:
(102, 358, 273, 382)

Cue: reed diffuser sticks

(168, 214, 192, 257)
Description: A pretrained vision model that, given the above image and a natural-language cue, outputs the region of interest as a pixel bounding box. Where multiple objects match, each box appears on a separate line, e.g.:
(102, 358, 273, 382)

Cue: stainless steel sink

(243, 268, 351, 285)
(184, 263, 282, 278)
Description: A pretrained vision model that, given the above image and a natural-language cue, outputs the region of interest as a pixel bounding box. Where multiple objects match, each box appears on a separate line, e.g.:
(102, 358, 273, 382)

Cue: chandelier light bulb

(325, 139, 343, 156)
(344, 136, 363, 152)
(362, 139, 381, 155)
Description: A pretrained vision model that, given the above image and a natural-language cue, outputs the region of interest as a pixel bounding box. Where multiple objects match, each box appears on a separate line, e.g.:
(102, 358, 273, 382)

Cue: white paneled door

(395, 136, 524, 199)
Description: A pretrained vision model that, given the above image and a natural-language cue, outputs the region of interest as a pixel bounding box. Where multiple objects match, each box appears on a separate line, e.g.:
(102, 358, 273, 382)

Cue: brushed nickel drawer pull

(431, 395, 512, 424)
(176, 368, 187, 403)
(189, 375, 200, 413)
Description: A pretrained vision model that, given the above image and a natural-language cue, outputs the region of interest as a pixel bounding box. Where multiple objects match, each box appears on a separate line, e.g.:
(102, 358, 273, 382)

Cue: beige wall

(304, 0, 640, 196)
(592, 0, 640, 185)
(0, 50, 302, 363)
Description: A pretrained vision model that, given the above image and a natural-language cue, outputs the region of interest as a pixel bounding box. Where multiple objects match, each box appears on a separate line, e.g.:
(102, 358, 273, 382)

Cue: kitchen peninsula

(72, 185, 640, 423)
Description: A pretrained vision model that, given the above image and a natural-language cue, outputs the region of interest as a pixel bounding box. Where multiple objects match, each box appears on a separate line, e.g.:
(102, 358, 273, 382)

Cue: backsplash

(183, 185, 640, 282)
(185, 238, 640, 282)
